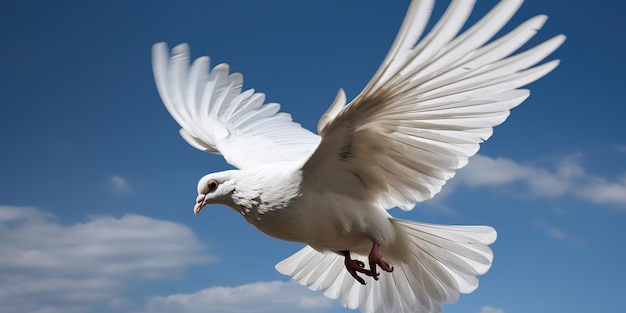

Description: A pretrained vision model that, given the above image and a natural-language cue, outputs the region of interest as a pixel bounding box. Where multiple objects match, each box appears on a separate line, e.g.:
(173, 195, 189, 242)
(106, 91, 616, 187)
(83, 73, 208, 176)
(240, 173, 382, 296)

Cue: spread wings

(153, 0, 564, 211)
(303, 0, 565, 210)
(152, 43, 320, 169)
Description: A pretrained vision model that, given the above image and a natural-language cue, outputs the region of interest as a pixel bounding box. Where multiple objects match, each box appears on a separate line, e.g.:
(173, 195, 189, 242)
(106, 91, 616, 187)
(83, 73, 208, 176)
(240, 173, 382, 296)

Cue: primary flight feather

(152, 0, 564, 312)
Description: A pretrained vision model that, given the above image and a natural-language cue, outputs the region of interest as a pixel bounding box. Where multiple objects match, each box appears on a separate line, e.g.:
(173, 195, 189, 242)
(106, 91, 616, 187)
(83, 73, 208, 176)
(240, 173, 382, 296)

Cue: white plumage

(152, 0, 564, 312)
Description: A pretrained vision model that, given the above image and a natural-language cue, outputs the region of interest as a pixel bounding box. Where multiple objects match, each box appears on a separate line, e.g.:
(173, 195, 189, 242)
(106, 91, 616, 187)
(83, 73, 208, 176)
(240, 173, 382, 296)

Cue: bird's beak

(194, 194, 206, 215)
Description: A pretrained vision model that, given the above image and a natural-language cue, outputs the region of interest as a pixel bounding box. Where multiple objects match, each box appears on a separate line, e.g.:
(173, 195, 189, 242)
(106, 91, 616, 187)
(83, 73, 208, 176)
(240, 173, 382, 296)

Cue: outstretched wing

(152, 43, 320, 169)
(303, 0, 565, 210)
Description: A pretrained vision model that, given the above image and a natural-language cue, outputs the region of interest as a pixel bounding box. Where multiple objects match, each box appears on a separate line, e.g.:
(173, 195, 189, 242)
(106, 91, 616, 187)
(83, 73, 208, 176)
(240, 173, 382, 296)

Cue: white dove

(152, 0, 564, 312)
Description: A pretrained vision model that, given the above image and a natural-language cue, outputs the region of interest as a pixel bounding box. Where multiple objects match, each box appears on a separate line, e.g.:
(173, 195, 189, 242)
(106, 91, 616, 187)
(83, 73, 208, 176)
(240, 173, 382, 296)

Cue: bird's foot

(368, 242, 394, 281)
(341, 251, 375, 285)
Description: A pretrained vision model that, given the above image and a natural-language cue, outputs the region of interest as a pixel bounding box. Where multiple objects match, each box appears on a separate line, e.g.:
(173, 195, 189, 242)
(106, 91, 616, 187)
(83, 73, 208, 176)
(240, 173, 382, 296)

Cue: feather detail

(318, 88, 347, 134)
(276, 219, 496, 313)
(152, 43, 320, 169)
(304, 0, 565, 210)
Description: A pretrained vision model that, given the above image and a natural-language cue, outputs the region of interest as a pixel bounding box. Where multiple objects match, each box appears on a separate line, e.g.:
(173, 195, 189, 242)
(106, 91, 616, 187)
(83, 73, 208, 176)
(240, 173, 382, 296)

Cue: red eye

(208, 179, 219, 191)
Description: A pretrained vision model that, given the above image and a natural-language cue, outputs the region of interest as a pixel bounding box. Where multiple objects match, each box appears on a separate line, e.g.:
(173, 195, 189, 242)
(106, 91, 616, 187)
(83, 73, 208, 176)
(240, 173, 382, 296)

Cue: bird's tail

(275, 218, 496, 313)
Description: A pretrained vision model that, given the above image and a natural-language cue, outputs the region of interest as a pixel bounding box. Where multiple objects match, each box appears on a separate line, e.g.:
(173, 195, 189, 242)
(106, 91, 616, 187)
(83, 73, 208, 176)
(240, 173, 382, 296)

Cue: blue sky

(1, 1, 624, 313)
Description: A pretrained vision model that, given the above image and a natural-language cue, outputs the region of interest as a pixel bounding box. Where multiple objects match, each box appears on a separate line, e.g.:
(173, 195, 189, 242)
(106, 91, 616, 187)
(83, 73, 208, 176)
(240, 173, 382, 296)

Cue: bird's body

(153, 0, 564, 312)
(204, 167, 394, 254)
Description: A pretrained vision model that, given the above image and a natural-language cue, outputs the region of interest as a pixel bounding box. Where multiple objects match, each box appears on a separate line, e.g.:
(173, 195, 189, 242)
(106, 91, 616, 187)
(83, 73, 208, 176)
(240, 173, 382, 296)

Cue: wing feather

(152, 43, 320, 169)
(303, 0, 564, 210)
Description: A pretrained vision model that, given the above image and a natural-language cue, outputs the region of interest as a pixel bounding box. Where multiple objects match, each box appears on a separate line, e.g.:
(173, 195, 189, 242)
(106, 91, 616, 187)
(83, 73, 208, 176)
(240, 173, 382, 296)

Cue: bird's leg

(367, 242, 394, 280)
(341, 250, 374, 285)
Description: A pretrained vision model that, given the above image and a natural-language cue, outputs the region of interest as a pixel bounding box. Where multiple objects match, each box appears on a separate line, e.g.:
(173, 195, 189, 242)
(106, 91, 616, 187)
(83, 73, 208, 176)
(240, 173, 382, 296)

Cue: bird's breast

(238, 192, 395, 253)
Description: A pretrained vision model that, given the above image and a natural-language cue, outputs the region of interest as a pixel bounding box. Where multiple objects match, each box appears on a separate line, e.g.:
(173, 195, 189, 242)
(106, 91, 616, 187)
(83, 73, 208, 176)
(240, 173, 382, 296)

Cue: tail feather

(393, 219, 495, 293)
(275, 219, 496, 313)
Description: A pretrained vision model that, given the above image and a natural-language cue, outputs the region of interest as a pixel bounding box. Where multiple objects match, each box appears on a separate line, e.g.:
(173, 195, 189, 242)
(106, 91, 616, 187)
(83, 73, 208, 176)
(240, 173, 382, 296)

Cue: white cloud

(110, 175, 130, 193)
(142, 280, 335, 313)
(577, 175, 626, 205)
(454, 154, 573, 197)
(0, 205, 49, 222)
(480, 306, 504, 313)
(0, 205, 214, 313)
(452, 154, 626, 207)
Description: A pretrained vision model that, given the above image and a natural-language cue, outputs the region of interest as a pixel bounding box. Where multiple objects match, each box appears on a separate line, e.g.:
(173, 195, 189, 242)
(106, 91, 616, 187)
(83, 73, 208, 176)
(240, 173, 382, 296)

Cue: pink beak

(194, 194, 206, 215)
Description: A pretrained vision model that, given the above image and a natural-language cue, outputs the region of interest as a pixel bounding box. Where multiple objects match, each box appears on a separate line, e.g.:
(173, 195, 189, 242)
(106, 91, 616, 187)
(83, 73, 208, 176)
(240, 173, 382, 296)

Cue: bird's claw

(368, 241, 393, 281)
(342, 251, 375, 285)
(352, 259, 365, 268)
(368, 255, 394, 281)
(340, 242, 395, 283)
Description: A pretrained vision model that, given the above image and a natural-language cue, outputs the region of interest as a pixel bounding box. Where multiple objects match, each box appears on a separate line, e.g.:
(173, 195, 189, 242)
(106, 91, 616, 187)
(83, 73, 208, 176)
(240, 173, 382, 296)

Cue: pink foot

(340, 242, 394, 284)
(368, 242, 394, 281)
(341, 251, 374, 285)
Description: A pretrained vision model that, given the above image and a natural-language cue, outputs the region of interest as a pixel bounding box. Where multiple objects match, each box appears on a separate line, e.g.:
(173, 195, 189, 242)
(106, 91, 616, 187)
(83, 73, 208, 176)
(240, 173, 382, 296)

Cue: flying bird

(152, 0, 564, 312)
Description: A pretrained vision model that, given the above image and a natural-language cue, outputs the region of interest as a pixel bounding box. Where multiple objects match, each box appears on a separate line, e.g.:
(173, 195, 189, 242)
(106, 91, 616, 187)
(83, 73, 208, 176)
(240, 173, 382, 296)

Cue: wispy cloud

(533, 218, 566, 240)
(0, 205, 215, 313)
(450, 153, 626, 208)
(533, 218, 584, 246)
(110, 175, 131, 194)
(0, 205, 49, 222)
(141, 281, 335, 313)
(480, 306, 504, 313)
(576, 174, 626, 205)
(615, 144, 626, 154)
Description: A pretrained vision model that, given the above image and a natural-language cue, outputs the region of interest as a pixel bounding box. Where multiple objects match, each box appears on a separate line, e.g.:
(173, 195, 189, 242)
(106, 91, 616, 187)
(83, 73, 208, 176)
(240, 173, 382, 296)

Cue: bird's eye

(208, 179, 219, 191)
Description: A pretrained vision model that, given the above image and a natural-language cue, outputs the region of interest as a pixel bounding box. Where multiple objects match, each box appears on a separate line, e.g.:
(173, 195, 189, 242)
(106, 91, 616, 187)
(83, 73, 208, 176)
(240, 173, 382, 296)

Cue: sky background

(1, 1, 625, 313)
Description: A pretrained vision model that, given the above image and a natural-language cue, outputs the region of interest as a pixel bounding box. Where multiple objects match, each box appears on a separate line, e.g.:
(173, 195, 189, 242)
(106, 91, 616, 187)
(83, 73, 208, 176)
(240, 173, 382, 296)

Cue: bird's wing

(152, 43, 320, 170)
(303, 0, 565, 210)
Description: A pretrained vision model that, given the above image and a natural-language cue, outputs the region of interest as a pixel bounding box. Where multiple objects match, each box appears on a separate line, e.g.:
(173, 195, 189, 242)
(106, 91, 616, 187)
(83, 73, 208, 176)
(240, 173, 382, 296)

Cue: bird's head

(194, 170, 237, 215)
